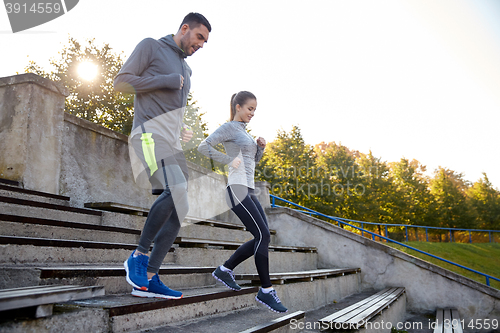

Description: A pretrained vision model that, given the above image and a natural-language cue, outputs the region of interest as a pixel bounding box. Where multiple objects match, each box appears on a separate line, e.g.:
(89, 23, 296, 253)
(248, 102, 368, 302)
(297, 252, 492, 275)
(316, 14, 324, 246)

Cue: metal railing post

(426, 228, 429, 242)
(405, 226, 408, 242)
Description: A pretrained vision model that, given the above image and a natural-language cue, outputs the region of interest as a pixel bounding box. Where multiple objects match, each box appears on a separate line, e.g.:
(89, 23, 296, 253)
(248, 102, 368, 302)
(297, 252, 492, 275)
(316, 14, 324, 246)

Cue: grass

(384, 241, 500, 290)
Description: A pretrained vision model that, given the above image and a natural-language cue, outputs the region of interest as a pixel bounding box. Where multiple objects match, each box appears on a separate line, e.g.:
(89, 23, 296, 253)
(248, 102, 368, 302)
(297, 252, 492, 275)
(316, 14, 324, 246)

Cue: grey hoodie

(114, 35, 191, 147)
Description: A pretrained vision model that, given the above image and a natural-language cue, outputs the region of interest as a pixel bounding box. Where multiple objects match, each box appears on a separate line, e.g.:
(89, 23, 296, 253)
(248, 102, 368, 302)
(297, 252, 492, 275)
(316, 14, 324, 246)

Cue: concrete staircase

(0, 182, 407, 332)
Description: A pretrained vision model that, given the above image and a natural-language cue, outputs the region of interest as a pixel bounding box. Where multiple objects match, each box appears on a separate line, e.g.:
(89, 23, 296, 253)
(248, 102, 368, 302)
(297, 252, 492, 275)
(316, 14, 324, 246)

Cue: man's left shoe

(131, 274, 183, 299)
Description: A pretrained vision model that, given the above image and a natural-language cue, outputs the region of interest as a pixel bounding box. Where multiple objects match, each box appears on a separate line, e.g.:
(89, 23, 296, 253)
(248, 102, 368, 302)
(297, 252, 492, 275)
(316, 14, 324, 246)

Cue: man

(114, 12, 211, 299)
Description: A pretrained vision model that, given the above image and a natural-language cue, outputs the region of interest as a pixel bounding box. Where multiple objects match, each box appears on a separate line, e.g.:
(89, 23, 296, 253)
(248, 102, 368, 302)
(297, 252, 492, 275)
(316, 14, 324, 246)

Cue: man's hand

(181, 125, 193, 142)
(257, 137, 266, 148)
(180, 75, 184, 90)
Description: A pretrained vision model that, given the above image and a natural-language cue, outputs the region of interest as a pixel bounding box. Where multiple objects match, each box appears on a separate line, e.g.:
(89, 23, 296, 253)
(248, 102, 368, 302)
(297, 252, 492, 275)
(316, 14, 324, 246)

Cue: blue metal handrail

(270, 194, 500, 287)
(270, 196, 500, 243)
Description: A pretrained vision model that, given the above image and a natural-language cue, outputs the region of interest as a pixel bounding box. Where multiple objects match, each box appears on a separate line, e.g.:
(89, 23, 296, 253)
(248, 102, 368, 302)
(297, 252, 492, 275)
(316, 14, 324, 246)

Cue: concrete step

(0, 184, 70, 207)
(74, 270, 359, 333)
(236, 268, 360, 285)
(0, 268, 360, 332)
(0, 284, 105, 318)
(0, 265, 216, 294)
(0, 236, 175, 265)
(137, 308, 305, 333)
(0, 215, 281, 250)
(179, 222, 277, 244)
(0, 195, 102, 225)
(0, 215, 140, 244)
(174, 247, 318, 274)
(0, 235, 317, 274)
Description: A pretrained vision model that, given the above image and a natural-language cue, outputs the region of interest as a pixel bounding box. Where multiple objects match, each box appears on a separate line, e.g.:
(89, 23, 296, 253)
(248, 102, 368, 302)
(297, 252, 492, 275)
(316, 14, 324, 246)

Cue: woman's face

(234, 99, 257, 123)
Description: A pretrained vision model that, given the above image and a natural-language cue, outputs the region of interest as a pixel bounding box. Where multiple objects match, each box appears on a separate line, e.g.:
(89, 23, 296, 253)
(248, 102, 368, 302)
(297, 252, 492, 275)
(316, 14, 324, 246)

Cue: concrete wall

(266, 207, 500, 322)
(0, 74, 68, 194)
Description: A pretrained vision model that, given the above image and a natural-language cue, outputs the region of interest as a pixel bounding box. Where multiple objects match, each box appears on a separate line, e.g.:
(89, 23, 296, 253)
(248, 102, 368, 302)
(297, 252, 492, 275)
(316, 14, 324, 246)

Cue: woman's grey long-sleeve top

(198, 121, 265, 189)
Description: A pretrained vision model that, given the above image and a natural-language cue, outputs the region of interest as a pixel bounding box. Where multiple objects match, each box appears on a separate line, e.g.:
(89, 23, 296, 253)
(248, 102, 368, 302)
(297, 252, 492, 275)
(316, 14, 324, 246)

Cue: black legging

(223, 185, 272, 288)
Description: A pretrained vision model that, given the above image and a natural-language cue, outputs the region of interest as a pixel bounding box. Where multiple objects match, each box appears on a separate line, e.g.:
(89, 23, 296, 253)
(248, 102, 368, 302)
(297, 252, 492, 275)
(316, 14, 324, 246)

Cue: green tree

(25, 36, 134, 134)
(467, 173, 500, 230)
(388, 159, 435, 226)
(354, 152, 393, 231)
(257, 125, 317, 209)
(430, 167, 475, 239)
(313, 141, 361, 219)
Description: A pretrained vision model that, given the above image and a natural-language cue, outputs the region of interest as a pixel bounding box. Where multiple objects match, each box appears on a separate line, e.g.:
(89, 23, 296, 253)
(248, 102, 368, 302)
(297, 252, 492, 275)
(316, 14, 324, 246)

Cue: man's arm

(114, 38, 183, 94)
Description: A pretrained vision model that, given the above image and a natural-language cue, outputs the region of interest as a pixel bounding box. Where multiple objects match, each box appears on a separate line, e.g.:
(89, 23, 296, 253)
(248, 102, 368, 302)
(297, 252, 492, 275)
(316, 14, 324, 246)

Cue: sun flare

(77, 61, 98, 81)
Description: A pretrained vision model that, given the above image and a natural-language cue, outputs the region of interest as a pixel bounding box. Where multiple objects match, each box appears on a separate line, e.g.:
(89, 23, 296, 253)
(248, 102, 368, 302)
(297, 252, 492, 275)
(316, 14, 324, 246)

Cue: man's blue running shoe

(124, 250, 149, 291)
(131, 274, 183, 299)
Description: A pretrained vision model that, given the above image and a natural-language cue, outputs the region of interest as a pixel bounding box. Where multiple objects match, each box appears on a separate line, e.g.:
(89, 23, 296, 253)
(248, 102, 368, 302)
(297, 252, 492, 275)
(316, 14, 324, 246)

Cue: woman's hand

(257, 137, 266, 148)
(232, 157, 242, 168)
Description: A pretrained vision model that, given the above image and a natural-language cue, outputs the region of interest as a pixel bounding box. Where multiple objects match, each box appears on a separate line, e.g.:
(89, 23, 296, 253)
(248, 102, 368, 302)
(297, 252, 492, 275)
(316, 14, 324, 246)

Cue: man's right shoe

(132, 274, 183, 299)
(124, 250, 149, 290)
(212, 266, 241, 291)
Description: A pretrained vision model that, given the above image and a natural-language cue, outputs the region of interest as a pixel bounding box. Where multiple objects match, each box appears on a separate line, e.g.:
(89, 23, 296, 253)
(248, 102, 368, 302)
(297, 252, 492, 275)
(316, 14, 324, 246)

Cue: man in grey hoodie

(114, 12, 211, 299)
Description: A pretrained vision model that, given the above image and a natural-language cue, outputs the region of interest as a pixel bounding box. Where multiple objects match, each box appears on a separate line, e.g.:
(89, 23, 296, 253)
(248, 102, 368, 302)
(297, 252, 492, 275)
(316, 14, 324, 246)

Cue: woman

(198, 91, 287, 313)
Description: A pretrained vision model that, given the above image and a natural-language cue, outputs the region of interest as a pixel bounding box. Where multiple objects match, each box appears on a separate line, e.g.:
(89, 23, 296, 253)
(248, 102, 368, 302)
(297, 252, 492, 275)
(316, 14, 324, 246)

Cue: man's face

(180, 24, 209, 56)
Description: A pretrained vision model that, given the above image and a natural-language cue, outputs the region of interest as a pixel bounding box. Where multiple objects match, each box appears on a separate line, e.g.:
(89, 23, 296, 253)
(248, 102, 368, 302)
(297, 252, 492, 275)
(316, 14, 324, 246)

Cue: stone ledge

(64, 112, 128, 142)
(0, 73, 69, 97)
(266, 206, 500, 301)
(63, 112, 224, 182)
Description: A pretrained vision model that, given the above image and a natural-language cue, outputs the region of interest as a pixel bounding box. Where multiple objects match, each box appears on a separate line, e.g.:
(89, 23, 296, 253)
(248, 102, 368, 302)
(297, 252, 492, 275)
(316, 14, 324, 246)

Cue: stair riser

(174, 247, 318, 274)
(0, 220, 276, 246)
(111, 292, 257, 332)
(0, 190, 70, 206)
(274, 273, 360, 312)
(0, 245, 175, 265)
(0, 307, 109, 333)
(0, 221, 139, 244)
(179, 224, 277, 244)
(0, 203, 101, 225)
(41, 273, 215, 294)
(0, 267, 214, 292)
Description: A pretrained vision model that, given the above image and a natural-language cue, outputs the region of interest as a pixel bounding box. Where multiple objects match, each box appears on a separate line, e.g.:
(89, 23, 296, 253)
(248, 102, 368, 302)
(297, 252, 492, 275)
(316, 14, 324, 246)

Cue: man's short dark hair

(180, 12, 211, 32)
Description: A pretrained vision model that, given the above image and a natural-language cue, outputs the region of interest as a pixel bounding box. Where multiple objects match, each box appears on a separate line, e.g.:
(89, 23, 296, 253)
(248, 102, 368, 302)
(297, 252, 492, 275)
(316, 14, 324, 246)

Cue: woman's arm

(198, 124, 235, 165)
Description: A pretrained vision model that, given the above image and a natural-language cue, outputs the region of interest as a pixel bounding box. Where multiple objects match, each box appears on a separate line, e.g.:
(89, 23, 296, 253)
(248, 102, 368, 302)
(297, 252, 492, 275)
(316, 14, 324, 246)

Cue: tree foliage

(257, 125, 500, 233)
(25, 36, 134, 134)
